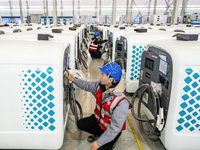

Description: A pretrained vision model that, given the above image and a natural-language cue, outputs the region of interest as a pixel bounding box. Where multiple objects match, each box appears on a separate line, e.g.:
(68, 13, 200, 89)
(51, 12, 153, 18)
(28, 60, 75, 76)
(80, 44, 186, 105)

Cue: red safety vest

(94, 86, 132, 131)
(89, 40, 98, 51)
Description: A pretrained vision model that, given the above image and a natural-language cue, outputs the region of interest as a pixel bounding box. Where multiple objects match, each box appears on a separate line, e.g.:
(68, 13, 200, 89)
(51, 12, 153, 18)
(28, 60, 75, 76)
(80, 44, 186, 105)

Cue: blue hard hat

(94, 32, 100, 37)
(99, 62, 122, 82)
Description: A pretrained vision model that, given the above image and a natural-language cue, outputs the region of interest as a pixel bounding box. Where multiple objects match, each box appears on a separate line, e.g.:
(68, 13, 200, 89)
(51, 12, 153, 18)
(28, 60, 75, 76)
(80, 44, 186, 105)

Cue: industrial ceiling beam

(43, 0, 49, 23)
(95, 0, 97, 17)
(53, 0, 58, 26)
(181, 0, 188, 16)
(164, 0, 173, 15)
(99, 0, 101, 16)
(112, 0, 117, 25)
(26, 0, 29, 16)
(132, 0, 142, 18)
(26, 0, 30, 24)
(153, 0, 157, 15)
(9, 0, 13, 17)
(78, 0, 80, 16)
(130, 0, 133, 23)
(171, 0, 181, 25)
(126, 0, 129, 24)
(60, 0, 63, 17)
(19, 0, 23, 23)
(43, 0, 45, 16)
(73, 0, 74, 24)
(147, 0, 152, 15)
(46, 0, 48, 19)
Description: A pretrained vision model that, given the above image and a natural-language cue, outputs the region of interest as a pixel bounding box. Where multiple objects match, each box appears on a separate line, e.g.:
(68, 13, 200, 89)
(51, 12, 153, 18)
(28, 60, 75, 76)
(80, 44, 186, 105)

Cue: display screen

(118, 44, 122, 51)
(145, 58, 154, 71)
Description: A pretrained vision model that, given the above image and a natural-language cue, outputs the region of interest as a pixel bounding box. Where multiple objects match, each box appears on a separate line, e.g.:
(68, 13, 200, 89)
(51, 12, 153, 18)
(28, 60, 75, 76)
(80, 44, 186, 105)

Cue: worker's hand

(90, 141, 100, 150)
(65, 68, 74, 82)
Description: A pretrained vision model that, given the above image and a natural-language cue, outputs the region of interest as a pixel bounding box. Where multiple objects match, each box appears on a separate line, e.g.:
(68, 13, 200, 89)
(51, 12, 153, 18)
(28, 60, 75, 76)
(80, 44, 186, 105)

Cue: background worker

(89, 32, 108, 58)
(66, 62, 132, 150)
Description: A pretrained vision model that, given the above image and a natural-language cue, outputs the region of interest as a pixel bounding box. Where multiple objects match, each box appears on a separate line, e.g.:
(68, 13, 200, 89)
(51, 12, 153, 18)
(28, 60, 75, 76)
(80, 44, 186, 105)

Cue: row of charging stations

(150, 24, 200, 34)
(45, 24, 88, 70)
(97, 24, 200, 150)
(0, 23, 88, 70)
(104, 25, 143, 65)
(131, 34, 200, 150)
(0, 30, 77, 70)
(0, 39, 70, 149)
(0, 24, 87, 149)
(119, 30, 176, 93)
(88, 24, 98, 34)
(103, 22, 200, 150)
(97, 24, 111, 40)
(0, 24, 52, 34)
(104, 25, 200, 149)
(103, 25, 134, 67)
(105, 24, 200, 94)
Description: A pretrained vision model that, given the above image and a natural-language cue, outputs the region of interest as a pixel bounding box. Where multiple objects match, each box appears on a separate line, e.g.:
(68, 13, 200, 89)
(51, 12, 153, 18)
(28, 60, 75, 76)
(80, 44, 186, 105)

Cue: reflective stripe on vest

(95, 103, 111, 117)
(89, 40, 98, 51)
(94, 86, 129, 131)
(110, 93, 128, 114)
(95, 114, 110, 128)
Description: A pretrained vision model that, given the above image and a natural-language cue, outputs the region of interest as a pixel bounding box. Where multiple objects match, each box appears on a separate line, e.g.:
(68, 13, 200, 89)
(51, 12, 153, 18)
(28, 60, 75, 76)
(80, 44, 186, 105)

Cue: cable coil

(131, 84, 162, 138)
(64, 83, 83, 130)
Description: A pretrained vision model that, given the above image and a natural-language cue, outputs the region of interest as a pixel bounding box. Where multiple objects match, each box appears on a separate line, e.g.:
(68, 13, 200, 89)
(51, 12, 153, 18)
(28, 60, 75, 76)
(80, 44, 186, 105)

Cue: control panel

(139, 46, 173, 121)
(107, 31, 113, 59)
(115, 36, 127, 71)
(90, 25, 98, 33)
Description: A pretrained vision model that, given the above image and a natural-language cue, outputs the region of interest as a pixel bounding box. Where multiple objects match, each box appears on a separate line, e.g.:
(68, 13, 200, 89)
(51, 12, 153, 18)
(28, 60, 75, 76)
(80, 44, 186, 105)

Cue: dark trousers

(77, 114, 121, 150)
(89, 51, 102, 58)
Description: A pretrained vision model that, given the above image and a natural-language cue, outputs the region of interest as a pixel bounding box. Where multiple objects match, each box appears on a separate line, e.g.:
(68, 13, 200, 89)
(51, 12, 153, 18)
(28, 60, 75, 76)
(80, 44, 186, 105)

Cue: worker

(89, 32, 108, 58)
(65, 62, 132, 150)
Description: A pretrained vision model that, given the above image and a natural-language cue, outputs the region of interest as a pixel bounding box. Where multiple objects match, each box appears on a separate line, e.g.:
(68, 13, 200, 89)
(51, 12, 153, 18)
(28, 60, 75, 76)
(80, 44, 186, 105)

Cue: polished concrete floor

(59, 51, 166, 150)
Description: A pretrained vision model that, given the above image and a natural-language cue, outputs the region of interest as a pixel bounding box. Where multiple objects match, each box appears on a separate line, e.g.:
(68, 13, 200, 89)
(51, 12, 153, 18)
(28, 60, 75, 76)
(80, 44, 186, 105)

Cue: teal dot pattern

(130, 45, 146, 80)
(20, 67, 56, 131)
(176, 68, 200, 132)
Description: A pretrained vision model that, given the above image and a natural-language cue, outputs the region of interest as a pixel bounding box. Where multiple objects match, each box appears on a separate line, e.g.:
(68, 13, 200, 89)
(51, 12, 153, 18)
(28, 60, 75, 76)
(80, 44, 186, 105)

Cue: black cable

(75, 59, 80, 70)
(68, 83, 83, 130)
(78, 51, 82, 65)
(82, 50, 88, 59)
(83, 37, 89, 49)
(79, 51, 88, 70)
(131, 84, 160, 139)
(131, 84, 154, 122)
(115, 58, 124, 70)
(138, 86, 159, 139)
(79, 45, 88, 70)
(102, 42, 107, 52)
(82, 59, 88, 70)
(87, 37, 90, 42)
(137, 86, 156, 123)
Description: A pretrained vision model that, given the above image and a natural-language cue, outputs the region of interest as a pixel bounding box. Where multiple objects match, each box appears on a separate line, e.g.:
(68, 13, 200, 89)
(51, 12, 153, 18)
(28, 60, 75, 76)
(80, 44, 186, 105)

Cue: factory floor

(59, 48, 166, 150)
